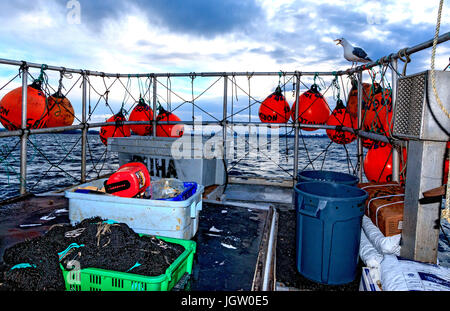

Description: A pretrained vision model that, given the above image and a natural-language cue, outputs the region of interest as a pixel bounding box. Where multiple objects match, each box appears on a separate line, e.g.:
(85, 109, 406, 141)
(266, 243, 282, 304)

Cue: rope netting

(0, 57, 442, 198)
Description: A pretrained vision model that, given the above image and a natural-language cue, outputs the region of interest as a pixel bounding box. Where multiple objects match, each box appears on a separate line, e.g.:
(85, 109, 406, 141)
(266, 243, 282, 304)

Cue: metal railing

(0, 32, 448, 197)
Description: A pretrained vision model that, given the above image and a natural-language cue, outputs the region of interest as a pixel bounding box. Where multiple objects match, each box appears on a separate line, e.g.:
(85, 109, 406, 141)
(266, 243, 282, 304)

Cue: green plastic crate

(60, 236, 196, 291)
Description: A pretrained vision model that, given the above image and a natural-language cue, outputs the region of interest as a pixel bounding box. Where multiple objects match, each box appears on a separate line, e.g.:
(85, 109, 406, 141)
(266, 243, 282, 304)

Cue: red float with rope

(259, 86, 290, 124)
(290, 84, 331, 131)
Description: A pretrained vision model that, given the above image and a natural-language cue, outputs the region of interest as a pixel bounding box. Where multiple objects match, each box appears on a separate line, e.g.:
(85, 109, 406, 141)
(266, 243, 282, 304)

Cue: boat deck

(0, 181, 362, 291)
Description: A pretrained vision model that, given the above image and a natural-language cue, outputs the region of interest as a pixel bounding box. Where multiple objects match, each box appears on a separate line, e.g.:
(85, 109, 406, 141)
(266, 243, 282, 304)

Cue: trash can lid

(297, 170, 359, 185)
(294, 181, 368, 202)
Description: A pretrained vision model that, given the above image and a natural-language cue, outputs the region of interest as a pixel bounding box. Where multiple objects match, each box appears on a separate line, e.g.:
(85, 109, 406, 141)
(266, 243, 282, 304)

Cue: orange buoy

(259, 86, 290, 123)
(361, 131, 375, 149)
(362, 88, 392, 135)
(0, 80, 49, 130)
(128, 98, 154, 136)
(99, 111, 131, 146)
(363, 142, 406, 183)
(444, 157, 449, 185)
(346, 82, 379, 125)
(156, 107, 184, 138)
(290, 84, 331, 131)
(326, 99, 356, 145)
(46, 90, 75, 128)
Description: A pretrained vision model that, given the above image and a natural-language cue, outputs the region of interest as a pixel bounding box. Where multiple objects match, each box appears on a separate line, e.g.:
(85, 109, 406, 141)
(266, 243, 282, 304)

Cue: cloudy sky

(0, 0, 449, 125)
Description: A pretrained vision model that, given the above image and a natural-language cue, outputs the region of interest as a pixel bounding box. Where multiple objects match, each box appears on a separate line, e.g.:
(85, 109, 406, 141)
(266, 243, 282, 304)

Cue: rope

(397, 47, 411, 76)
(430, 0, 449, 222)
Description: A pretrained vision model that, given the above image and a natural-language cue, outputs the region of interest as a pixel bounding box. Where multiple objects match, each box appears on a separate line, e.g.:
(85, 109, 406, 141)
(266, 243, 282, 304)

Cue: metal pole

(222, 76, 228, 185)
(222, 75, 228, 158)
(391, 59, 400, 182)
(81, 73, 87, 183)
(153, 76, 157, 137)
(356, 71, 364, 181)
(19, 65, 28, 195)
(293, 73, 301, 184)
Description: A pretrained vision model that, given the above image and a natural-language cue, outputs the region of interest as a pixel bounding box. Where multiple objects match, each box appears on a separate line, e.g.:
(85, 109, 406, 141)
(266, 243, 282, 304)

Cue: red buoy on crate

(364, 143, 407, 183)
(46, 90, 75, 128)
(128, 98, 154, 136)
(99, 111, 131, 146)
(0, 80, 49, 130)
(290, 84, 330, 131)
(259, 86, 290, 123)
(326, 99, 356, 145)
(105, 162, 151, 198)
(156, 107, 184, 138)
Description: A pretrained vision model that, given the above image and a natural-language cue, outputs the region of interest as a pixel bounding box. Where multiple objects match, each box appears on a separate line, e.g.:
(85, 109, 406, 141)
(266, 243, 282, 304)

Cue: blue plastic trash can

(297, 170, 359, 186)
(294, 181, 368, 285)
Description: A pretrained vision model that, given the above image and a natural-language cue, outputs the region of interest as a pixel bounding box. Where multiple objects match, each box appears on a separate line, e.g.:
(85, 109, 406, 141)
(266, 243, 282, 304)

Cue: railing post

(81, 72, 87, 183)
(356, 71, 364, 182)
(391, 59, 400, 182)
(223, 75, 228, 159)
(293, 73, 301, 185)
(153, 76, 157, 137)
(19, 65, 28, 195)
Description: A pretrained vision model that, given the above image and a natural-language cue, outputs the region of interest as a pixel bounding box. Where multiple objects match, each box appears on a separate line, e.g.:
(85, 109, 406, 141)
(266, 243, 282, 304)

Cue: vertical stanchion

(391, 59, 400, 182)
(222, 75, 228, 158)
(222, 76, 228, 184)
(19, 65, 28, 195)
(81, 72, 87, 183)
(293, 73, 301, 185)
(356, 71, 364, 182)
(153, 76, 157, 137)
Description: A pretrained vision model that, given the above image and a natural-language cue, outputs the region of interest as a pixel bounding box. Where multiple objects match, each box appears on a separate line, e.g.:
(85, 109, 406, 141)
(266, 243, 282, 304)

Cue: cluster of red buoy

(257, 81, 413, 184)
(0, 80, 75, 131)
(99, 99, 184, 146)
(259, 84, 332, 132)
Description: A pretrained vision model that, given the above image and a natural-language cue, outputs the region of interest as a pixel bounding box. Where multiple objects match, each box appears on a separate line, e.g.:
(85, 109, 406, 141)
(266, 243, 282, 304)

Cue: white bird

(334, 37, 372, 68)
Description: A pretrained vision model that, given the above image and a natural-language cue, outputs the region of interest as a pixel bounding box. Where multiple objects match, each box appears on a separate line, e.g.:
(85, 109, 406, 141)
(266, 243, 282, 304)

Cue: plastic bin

(294, 182, 368, 285)
(61, 235, 196, 291)
(297, 170, 359, 186)
(65, 178, 204, 240)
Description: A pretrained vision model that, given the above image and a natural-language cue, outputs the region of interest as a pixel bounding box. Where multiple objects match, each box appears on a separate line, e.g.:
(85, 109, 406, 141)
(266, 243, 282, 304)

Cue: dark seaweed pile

(0, 217, 185, 291)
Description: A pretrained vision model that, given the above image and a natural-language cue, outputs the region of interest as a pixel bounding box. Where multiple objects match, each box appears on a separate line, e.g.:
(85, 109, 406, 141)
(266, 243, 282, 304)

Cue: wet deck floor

(0, 183, 364, 291)
(0, 194, 269, 291)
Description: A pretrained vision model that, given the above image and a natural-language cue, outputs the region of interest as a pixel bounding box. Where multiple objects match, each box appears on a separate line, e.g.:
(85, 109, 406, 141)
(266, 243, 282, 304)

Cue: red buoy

(156, 107, 184, 138)
(259, 86, 290, 123)
(290, 84, 330, 131)
(346, 82, 378, 125)
(128, 98, 154, 136)
(362, 88, 392, 135)
(0, 80, 49, 130)
(326, 99, 356, 145)
(99, 111, 131, 146)
(46, 90, 75, 128)
(363, 142, 406, 183)
(444, 157, 449, 185)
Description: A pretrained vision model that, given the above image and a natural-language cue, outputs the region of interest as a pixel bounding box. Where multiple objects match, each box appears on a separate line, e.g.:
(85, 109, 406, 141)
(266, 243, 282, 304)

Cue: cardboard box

(358, 182, 405, 237)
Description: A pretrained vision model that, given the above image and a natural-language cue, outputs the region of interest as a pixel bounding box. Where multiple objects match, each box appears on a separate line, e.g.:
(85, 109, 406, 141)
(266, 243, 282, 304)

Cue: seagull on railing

(334, 38, 372, 68)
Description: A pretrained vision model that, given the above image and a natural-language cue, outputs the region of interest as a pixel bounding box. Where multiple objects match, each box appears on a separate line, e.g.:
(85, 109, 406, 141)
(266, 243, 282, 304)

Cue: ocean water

(0, 133, 448, 267)
(0, 133, 361, 198)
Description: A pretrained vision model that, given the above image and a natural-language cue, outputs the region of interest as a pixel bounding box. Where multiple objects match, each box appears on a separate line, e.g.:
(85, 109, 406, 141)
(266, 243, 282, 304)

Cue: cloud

(76, 0, 264, 38)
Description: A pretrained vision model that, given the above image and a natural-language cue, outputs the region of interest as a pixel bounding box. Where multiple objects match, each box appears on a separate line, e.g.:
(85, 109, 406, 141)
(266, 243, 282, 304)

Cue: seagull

(334, 38, 372, 68)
